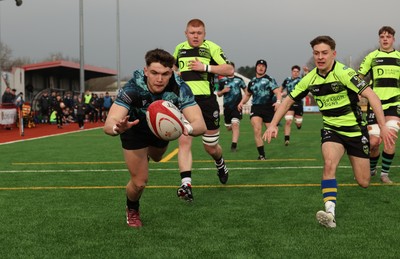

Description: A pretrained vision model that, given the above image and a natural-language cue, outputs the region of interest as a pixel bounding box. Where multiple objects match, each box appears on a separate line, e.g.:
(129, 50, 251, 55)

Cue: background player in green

(358, 26, 400, 184)
(104, 49, 206, 227)
(281, 65, 303, 146)
(238, 59, 282, 160)
(173, 19, 234, 201)
(263, 36, 396, 228)
(217, 62, 246, 152)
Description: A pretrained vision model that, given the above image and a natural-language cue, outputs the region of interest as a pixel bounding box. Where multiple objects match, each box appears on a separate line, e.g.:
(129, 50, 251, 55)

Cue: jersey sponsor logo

(213, 110, 219, 119)
(362, 136, 370, 155)
(331, 83, 340, 92)
(120, 92, 132, 105)
(363, 144, 369, 155)
(347, 70, 356, 77)
(377, 67, 399, 76)
(350, 75, 367, 89)
(361, 135, 368, 145)
(317, 95, 345, 109)
(179, 60, 185, 70)
(310, 87, 320, 93)
(198, 48, 211, 59)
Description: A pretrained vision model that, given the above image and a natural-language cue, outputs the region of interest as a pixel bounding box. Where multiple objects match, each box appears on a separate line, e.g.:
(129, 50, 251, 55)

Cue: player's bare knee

(357, 179, 369, 188)
(204, 144, 221, 157)
(323, 159, 336, 172)
(128, 180, 147, 193)
(369, 137, 380, 151)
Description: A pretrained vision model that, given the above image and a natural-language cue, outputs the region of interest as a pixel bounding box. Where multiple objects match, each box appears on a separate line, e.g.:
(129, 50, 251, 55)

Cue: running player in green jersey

(217, 62, 246, 152)
(358, 26, 400, 184)
(263, 36, 396, 228)
(173, 19, 234, 201)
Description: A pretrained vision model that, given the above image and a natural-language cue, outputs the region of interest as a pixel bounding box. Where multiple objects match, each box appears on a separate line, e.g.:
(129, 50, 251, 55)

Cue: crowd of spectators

(36, 90, 115, 129)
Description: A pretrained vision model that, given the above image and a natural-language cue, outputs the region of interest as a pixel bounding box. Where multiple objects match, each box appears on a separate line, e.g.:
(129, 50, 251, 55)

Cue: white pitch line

(0, 165, 397, 174)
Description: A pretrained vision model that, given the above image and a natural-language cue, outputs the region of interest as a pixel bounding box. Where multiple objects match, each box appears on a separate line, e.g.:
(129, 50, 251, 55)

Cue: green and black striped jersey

(173, 40, 230, 96)
(358, 49, 400, 111)
(290, 61, 368, 137)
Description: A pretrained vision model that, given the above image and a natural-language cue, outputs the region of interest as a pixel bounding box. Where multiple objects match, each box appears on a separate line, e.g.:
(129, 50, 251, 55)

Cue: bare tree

(6, 56, 33, 69)
(0, 42, 13, 71)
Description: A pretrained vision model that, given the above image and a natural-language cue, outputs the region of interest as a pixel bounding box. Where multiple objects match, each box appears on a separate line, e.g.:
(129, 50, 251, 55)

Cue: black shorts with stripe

(320, 127, 370, 158)
(195, 94, 220, 130)
(223, 106, 242, 125)
(289, 102, 304, 116)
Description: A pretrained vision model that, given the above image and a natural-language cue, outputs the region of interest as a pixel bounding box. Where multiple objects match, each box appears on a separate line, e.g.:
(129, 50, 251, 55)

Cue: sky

(1, 0, 400, 85)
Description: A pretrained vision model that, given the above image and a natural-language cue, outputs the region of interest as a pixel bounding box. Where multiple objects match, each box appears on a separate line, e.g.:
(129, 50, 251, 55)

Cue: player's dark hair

(145, 48, 175, 68)
(310, 36, 336, 50)
(291, 65, 300, 71)
(379, 26, 395, 36)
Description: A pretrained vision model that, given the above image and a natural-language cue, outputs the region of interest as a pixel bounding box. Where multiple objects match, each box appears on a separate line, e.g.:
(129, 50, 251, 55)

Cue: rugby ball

(146, 100, 184, 141)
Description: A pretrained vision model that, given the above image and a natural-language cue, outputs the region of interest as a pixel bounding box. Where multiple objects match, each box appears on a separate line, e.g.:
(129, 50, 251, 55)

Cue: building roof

(22, 60, 117, 80)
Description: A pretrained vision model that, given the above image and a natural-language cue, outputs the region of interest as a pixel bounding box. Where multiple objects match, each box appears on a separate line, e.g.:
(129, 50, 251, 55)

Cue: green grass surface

(1, 113, 399, 258)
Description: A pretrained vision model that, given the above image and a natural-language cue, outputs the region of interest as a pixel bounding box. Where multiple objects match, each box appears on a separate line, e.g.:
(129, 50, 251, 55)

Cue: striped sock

(381, 152, 395, 175)
(370, 154, 380, 173)
(321, 179, 337, 212)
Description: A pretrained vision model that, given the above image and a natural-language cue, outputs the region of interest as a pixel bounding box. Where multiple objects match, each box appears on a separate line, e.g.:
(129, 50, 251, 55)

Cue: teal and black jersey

(115, 70, 196, 127)
(173, 40, 230, 96)
(247, 74, 279, 105)
(290, 61, 368, 137)
(219, 76, 246, 109)
(358, 49, 400, 111)
(282, 76, 302, 104)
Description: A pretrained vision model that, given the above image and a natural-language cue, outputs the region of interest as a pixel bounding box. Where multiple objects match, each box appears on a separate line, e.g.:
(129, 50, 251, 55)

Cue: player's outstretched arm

(262, 97, 294, 143)
(104, 104, 139, 136)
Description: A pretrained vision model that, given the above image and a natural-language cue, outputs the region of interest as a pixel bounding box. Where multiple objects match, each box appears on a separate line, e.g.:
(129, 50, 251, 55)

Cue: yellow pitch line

(11, 161, 125, 165)
(11, 147, 316, 165)
(193, 159, 317, 162)
(11, 158, 316, 165)
(160, 148, 179, 162)
(0, 182, 398, 191)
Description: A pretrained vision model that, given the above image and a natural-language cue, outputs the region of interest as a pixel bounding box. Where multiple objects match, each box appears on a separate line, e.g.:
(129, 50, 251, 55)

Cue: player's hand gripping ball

(146, 100, 184, 141)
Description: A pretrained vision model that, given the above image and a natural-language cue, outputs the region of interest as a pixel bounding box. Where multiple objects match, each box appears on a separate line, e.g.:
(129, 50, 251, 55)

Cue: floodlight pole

(79, 0, 85, 95)
(0, 3, 3, 93)
(116, 0, 121, 89)
(0, 0, 22, 94)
